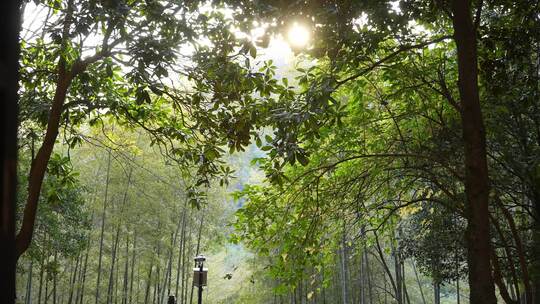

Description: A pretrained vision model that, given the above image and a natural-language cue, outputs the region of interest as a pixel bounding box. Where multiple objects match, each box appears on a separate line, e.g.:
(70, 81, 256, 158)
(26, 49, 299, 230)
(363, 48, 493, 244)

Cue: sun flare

(287, 23, 310, 48)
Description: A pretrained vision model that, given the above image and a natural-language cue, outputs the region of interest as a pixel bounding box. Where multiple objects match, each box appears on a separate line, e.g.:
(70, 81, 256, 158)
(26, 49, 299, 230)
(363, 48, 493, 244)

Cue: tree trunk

(365, 249, 373, 304)
(411, 260, 426, 304)
(340, 236, 348, 304)
(38, 250, 45, 304)
(175, 201, 188, 302)
(122, 236, 130, 304)
(107, 164, 134, 304)
(529, 190, 540, 304)
(402, 262, 410, 304)
(26, 261, 34, 304)
(44, 264, 49, 304)
(0, 0, 20, 301)
(68, 255, 81, 304)
(129, 231, 137, 304)
(15, 0, 79, 259)
(393, 246, 402, 304)
(433, 281, 440, 304)
(96, 149, 112, 304)
(106, 223, 122, 304)
(189, 211, 203, 304)
(78, 238, 91, 304)
(52, 252, 58, 304)
(144, 265, 153, 304)
(156, 239, 161, 304)
(450, 1, 497, 303)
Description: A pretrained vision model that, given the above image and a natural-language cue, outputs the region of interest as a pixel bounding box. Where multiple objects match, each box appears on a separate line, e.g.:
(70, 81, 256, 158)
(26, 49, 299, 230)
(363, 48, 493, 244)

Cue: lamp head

(194, 255, 206, 263)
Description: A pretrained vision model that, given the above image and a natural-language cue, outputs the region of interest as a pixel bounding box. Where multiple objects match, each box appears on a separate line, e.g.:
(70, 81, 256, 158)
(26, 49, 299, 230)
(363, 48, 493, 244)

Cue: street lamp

(193, 255, 207, 304)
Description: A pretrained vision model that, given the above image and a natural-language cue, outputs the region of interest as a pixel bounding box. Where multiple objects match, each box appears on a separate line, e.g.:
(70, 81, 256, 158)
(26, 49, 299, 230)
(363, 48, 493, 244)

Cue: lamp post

(193, 255, 207, 304)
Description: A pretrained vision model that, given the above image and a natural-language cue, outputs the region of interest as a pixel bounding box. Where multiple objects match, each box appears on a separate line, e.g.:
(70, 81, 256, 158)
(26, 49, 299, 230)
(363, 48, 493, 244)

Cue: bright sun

(287, 23, 310, 48)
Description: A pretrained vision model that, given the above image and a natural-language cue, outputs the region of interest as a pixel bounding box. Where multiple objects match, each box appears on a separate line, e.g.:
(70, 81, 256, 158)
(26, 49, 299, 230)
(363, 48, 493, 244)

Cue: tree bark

(450, 1, 497, 303)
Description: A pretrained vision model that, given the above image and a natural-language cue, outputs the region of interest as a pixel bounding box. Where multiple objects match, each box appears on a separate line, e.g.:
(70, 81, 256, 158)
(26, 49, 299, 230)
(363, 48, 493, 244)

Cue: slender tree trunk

(340, 236, 348, 304)
(156, 239, 161, 304)
(365, 249, 373, 304)
(26, 261, 34, 304)
(96, 150, 112, 304)
(144, 265, 153, 304)
(68, 255, 81, 304)
(434, 281, 440, 304)
(402, 262, 410, 304)
(52, 252, 58, 304)
(122, 236, 130, 304)
(109, 165, 133, 304)
(38, 252, 45, 304)
(115, 248, 120, 304)
(411, 261, 426, 304)
(129, 231, 137, 304)
(175, 202, 187, 302)
(451, 1, 497, 303)
(44, 264, 50, 304)
(393, 247, 403, 304)
(374, 232, 398, 298)
(107, 223, 122, 304)
(189, 212, 203, 304)
(532, 192, 540, 304)
(78, 238, 91, 304)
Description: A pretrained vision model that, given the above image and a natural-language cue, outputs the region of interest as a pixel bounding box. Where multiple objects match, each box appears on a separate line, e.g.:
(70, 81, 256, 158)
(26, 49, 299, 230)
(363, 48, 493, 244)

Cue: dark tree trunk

(144, 265, 153, 304)
(450, 1, 497, 303)
(530, 191, 540, 304)
(0, 0, 21, 302)
(433, 281, 440, 304)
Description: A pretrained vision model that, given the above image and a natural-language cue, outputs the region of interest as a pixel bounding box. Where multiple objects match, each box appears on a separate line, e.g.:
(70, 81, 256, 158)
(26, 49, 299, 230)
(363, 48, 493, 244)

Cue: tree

(218, 1, 525, 302)
(17, 0, 260, 260)
(1, 0, 21, 301)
